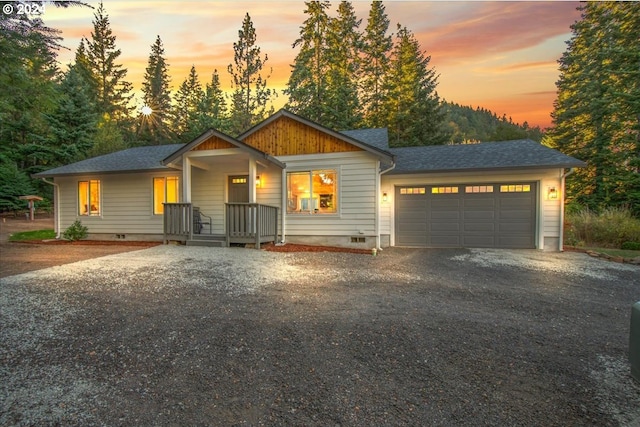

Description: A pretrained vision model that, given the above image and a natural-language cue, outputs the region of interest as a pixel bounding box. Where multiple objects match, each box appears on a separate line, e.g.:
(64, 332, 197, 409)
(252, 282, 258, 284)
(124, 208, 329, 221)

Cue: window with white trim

(78, 180, 101, 216)
(153, 176, 179, 214)
(287, 170, 337, 214)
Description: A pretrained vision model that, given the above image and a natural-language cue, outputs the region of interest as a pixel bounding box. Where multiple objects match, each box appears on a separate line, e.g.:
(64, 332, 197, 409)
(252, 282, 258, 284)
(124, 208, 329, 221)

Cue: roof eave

(388, 163, 587, 175)
(32, 166, 175, 179)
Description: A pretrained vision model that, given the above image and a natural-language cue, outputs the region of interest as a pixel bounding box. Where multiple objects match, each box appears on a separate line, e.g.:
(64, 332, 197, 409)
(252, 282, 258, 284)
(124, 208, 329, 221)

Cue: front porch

(163, 202, 279, 248)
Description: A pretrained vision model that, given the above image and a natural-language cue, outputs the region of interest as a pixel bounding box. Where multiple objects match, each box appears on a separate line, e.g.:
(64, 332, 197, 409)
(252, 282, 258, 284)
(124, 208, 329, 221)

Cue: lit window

(400, 187, 426, 195)
(500, 184, 531, 193)
(287, 170, 337, 214)
(153, 176, 179, 214)
(232, 177, 247, 184)
(465, 185, 494, 193)
(78, 180, 101, 216)
(431, 186, 459, 194)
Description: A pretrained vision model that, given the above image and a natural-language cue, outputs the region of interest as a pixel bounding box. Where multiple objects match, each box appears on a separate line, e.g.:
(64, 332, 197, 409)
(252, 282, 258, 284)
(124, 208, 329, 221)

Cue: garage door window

(500, 184, 531, 193)
(431, 186, 459, 194)
(400, 187, 425, 195)
(465, 185, 494, 193)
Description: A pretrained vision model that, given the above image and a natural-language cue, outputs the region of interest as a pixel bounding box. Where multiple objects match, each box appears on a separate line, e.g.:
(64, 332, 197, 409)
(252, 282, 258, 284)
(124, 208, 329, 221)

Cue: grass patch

(586, 247, 640, 259)
(9, 229, 56, 242)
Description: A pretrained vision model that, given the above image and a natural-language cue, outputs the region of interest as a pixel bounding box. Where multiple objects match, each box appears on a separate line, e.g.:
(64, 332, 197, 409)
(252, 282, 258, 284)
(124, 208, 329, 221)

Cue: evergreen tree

(84, 2, 134, 125)
(383, 25, 448, 146)
(89, 116, 126, 157)
(284, 0, 332, 122)
(47, 65, 98, 162)
(324, 1, 363, 129)
(139, 35, 173, 145)
(227, 13, 275, 135)
(171, 65, 204, 141)
(550, 2, 640, 215)
(361, 1, 393, 128)
(198, 69, 230, 133)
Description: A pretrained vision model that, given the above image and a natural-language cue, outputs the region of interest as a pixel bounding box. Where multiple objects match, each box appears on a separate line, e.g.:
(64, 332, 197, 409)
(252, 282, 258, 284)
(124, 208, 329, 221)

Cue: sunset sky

(41, 1, 583, 129)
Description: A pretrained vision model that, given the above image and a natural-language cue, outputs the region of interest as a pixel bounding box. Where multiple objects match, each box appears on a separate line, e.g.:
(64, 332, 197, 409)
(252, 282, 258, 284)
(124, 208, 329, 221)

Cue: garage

(395, 183, 536, 248)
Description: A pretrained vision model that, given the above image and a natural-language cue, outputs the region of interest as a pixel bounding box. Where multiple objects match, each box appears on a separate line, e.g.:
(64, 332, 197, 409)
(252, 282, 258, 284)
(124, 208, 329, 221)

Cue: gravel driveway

(1, 245, 639, 426)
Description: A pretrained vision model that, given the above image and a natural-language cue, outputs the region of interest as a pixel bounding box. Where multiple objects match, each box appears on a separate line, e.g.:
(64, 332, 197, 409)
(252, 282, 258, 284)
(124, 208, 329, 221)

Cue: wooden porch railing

(163, 202, 279, 248)
(226, 203, 279, 249)
(163, 203, 193, 243)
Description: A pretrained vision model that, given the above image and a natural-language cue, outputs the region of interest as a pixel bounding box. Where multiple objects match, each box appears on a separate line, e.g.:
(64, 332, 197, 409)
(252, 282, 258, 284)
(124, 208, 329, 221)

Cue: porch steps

(186, 234, 227, 247)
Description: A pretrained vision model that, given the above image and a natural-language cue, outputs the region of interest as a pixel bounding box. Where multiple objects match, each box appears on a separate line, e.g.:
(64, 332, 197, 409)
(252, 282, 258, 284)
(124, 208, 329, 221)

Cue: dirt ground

(1, 216, 640, 426)
(0, 216, 159, 278)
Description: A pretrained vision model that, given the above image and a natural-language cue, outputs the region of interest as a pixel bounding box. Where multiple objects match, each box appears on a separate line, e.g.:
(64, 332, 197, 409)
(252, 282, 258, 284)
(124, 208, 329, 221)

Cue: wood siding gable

(242, 116, 364, 156)
(192, 135, 236, 151)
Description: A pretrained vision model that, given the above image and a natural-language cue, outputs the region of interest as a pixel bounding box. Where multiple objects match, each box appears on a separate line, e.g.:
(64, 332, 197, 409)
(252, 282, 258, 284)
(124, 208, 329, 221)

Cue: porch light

(547, 186, 558, 200)
(382, 192, 388, 202)
(256, 175, 262, 188)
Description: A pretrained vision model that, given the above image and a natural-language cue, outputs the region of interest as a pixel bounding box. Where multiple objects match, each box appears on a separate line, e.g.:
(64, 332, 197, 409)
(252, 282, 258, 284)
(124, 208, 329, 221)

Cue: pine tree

(227, 13, 275, 135)
(284, 1, 332, 122)
(47, 65, 98, 162)
(550, 2, 640, 215)
(361, 1, 393, 128)
(84, 2, 134, 124)
(198, 69, 230, 133)
(383, 25, 448, 146)
(324, 1, 363, 129)
(139, 35, 173, 145)
(171, 65, 204, 141)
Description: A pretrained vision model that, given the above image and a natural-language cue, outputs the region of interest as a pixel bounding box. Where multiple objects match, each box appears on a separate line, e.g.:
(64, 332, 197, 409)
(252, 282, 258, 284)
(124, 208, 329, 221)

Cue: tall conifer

(140, 35, 173, 144)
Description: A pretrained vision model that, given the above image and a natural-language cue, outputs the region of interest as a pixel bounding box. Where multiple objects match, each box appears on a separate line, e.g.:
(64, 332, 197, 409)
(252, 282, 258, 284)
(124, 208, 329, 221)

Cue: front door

(228, 175, 249, 203)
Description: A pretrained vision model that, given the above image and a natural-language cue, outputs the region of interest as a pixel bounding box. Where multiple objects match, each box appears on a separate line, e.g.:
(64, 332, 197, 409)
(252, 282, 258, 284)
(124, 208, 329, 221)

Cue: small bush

(621, 241, 640, 251)
(565, 207, 640, 248)
(62, 220, 88, 241)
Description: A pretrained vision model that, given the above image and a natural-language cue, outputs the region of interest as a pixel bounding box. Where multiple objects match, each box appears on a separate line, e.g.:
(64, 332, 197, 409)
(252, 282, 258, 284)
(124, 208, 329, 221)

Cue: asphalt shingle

(33, 144, 184, 178)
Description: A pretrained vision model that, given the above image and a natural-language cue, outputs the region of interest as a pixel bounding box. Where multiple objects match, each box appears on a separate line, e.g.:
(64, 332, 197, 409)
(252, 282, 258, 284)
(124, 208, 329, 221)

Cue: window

(500, 184, 531, 193)
(78, 180, 101, 216)
(287, 170, 337, 214)
(465, 185, 494, 193)
(400, 187, 426, 195)
(153, 177, 179, 214)
(431, 186, 459, 194)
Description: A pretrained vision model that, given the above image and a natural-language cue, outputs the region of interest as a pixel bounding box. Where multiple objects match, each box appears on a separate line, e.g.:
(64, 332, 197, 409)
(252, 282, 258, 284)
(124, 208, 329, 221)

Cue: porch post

(183, 156, 192, 203)
(248, 157, 257, 203)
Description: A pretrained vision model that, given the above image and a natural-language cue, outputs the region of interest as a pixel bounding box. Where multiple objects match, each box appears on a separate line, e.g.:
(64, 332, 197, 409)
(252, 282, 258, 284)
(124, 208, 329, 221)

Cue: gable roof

(388, 139, 587, 174)
(239, 109, 395, 162)
(32, 144, 184, 178)
(162, 128, 285, 168)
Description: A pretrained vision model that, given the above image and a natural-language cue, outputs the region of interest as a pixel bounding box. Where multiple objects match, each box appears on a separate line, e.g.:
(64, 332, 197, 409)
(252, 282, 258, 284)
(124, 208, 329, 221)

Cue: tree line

(1, 1, 637, 217)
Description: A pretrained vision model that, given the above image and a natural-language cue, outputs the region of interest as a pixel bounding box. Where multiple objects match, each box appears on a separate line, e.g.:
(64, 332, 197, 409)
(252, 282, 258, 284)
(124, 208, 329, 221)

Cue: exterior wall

(280, 151, 378, 248)
(55, 170, 181, 240)
(380, 168, 565, 250)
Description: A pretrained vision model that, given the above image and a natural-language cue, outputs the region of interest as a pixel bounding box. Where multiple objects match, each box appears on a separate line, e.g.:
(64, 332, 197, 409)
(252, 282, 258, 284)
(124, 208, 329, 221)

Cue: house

(33, 109, 586, 251)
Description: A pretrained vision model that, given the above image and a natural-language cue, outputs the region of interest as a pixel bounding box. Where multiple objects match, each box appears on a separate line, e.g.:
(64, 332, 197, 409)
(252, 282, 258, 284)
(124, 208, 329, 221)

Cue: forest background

(0, 1, 637, 217)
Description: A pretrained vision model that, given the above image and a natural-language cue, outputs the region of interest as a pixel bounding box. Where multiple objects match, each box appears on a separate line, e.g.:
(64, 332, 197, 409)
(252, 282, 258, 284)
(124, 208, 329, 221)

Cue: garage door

(395, 183, 536, 248)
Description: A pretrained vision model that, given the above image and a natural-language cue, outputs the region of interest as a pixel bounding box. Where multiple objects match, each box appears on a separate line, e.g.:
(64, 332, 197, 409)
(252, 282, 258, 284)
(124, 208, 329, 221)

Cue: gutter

(40, 178, 61, 239)
(558, 168, 575, 252)
(375, 161, 396, 250)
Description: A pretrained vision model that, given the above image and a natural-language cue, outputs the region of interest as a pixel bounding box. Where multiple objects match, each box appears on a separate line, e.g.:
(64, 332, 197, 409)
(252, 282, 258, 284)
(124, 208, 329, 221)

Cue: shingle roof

(387, 139, 587, 174)
(341, 128, 390, 151)
(32, 144, 184, 178)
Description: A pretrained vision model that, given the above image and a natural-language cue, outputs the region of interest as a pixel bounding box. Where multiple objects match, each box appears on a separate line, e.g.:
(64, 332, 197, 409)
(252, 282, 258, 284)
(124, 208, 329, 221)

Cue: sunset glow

(42, 1, 582, 129)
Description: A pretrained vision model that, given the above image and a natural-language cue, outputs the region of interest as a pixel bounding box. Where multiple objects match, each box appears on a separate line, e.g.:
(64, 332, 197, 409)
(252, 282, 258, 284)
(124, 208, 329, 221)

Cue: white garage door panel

(395, 183, 536, 248)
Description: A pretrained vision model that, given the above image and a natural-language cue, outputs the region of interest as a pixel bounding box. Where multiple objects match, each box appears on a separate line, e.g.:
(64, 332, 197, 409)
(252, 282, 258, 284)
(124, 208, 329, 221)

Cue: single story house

(33, 109, 586, 251)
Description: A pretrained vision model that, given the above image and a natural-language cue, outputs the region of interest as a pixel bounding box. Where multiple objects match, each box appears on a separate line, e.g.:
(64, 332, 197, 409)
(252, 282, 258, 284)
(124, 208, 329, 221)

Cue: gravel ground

(1, 245, 639, 426)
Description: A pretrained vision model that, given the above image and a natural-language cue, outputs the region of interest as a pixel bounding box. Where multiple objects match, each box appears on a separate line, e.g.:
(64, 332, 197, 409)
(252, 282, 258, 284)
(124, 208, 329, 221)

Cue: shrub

(622, 241, 640, 251)
(565, 207, 640, 248)
(62, 220, 88, 241)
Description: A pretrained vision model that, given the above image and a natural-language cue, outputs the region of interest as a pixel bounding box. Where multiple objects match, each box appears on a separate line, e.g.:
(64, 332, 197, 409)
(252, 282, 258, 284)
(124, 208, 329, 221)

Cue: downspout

(40, 178, 61, 239)
(558, 168, 575, 252)
(280, 166, 287, 245)
(376, 161, 396, 250)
